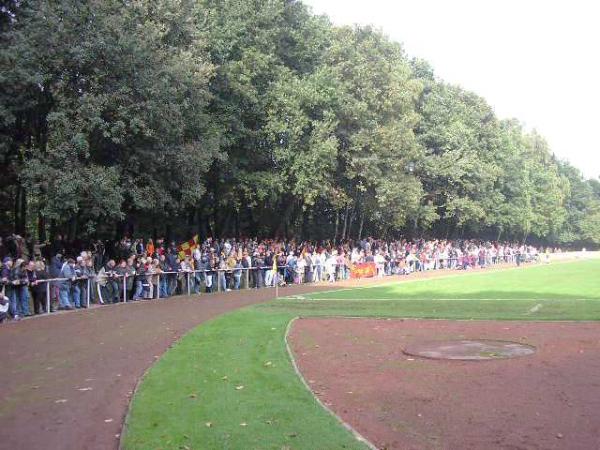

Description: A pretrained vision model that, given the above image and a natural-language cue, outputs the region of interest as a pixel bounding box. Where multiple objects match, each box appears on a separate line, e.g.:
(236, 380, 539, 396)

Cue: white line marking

(287, 298, 600, 302)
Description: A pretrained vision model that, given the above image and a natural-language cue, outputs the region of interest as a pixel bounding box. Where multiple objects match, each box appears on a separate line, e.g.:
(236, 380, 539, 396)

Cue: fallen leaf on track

(77, 387, 93, 391)
(54, 399, 67, 404)
(104, 419, 113, 423)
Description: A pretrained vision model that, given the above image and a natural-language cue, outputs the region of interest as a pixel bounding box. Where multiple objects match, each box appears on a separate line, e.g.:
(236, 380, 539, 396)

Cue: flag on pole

(177, 235, 199, 260)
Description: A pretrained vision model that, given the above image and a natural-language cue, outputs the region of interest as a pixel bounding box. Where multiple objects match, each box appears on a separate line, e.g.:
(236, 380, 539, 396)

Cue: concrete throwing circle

(403, 339, 536, 360)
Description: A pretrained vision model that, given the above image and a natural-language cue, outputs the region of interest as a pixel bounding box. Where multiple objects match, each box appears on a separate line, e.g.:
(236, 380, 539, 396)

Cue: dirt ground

(289, 318, 600, 450)
(0, 282, 348, 450)
(0, 262, 545, 450)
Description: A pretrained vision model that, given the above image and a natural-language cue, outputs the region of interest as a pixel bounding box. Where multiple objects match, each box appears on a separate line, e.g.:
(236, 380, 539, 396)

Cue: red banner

(350, 262, 377, 279)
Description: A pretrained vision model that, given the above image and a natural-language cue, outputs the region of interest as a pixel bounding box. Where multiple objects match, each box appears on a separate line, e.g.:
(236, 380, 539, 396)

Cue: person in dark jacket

(13, 259, 31, 317)
(165, 250, 179, 295)
(32, 260, 50, 314)
(1, 257, 16, 318)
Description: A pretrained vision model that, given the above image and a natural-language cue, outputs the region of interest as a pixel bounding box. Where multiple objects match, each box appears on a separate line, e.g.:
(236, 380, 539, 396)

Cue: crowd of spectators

(0, 233, 545, 322)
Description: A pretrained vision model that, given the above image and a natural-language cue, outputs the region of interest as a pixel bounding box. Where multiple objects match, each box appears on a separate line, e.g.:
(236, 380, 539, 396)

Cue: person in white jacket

(325, 251, 337, 283)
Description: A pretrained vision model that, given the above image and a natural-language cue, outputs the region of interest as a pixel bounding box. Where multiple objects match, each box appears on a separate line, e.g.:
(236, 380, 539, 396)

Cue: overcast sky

(303, 0, 600, 180)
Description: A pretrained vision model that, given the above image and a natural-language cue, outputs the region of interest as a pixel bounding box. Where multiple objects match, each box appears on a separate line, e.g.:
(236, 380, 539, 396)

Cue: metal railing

(1, 253, 535, 316)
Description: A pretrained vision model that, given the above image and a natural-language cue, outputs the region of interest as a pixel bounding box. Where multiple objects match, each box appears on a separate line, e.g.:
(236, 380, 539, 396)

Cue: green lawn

(122, 259, 600, 450)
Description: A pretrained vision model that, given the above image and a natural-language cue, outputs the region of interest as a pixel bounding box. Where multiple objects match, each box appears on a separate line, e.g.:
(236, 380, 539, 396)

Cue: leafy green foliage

(1, 0, 598, 245)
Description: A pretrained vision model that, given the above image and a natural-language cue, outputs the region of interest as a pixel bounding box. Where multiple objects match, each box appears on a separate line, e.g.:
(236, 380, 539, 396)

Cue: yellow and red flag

(350, 262, 377, 279)
(177, 235, 199, 260)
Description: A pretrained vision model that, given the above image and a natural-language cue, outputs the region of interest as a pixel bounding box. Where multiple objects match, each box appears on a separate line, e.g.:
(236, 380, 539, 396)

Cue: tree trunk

(347, 211, 355, 240)
(37, 212, 46, 242)
(18, 185, 27, 235)
(276, 201, 295, 238)
(333, 210, 339, 244)
(14, 185, 21, 234)
(341, 203, 349, 240)
(357, 212, 364, 241)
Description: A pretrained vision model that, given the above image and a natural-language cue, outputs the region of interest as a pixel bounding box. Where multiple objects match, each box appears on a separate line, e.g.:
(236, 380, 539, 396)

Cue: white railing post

(187, 272, 191, 296)
(122, 275, 127, 303)
(86, 278, 90, 308)
(156, 274, 160, 299)
(45, 281, 51, 314)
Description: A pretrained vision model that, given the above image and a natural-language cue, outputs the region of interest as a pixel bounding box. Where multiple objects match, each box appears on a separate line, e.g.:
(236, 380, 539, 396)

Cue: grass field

(122, 259, 600, 450)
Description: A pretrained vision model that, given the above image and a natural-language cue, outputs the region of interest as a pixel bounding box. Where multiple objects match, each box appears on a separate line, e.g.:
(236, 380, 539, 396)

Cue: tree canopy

(1, 0, 598, 246)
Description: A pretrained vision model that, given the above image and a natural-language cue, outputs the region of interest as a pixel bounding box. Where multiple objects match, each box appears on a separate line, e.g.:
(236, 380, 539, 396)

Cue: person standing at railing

(312, 251, 322, 283)
(104, 260, 120, 304)
(303, 251, 313, 283)
(72, 257, 85, 308)
(32, 260, 50, 314)
(156, 255, 168, 297)
(233, 258, 242, 290)
(165, 250, 179, 296)
(253, 252, 265, 289)
(125, 257, 136, 300)
(147, 259, 158, 299)
(192, 247, 203, 294)
(84, 258, 97, 304)
(264, 251, 273, 287)
(225, 253, 235, 290)
(325, 251, 337, 283)
(204, 256, 215, 293)
(180, 256, 194, 294)
(13, 259, 32, 317)
(295, 254, 306, 284)
(287, 252, 298, 284)
(217, 256, 228, 291)
(0, 290, 8, 323)
(374, 251, 385, 278)
(132, 258, 145, 300)
(114, 260, 128, 303)
(58, 258, 76, 310)
(24, 261, 37, 314)
(1, 257, 17, 319)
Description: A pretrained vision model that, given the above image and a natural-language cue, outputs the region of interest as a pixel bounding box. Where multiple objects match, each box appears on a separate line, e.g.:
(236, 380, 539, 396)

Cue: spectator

(32, 260, 50, 314)
(14, 259, 32, 317)
(58, 258, 76, 310)
(0, 291, 8, 323)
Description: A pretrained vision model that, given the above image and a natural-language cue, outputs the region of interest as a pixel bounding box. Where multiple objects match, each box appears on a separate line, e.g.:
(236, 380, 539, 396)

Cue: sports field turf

(122, 259, 600, 449)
